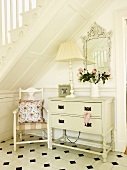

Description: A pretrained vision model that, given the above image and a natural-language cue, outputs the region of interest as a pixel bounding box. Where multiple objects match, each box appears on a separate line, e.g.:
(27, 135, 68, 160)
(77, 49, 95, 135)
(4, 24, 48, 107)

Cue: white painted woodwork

(21, 8, 41, 26)
(48, 97, 114, 162)
(0, 92, 16, 142)
(16, 0, 19, 28)
(4, 0, 8, 44)
(114, 9, 127, 152)
(10, 0, 13, 30)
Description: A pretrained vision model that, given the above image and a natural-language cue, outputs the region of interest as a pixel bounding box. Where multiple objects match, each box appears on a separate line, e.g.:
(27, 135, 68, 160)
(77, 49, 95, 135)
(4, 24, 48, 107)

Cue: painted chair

(13, 87, 49, 151)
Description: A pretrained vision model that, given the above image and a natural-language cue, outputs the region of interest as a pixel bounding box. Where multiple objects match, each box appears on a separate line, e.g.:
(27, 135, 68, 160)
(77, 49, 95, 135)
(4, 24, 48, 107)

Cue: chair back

(19, 87, 43, 100)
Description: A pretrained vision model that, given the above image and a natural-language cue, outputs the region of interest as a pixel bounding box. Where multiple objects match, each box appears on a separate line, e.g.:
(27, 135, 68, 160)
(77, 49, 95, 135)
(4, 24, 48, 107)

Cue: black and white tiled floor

(0, 135, 127, 170)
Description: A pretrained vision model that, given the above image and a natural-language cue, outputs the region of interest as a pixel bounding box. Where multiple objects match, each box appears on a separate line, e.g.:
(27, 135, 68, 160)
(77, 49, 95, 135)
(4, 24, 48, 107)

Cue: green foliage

(78, 68, 111, 84)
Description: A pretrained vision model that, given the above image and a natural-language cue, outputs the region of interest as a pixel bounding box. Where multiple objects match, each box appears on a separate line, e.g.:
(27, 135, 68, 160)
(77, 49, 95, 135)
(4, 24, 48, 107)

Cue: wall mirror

(82, 22, 112, 72)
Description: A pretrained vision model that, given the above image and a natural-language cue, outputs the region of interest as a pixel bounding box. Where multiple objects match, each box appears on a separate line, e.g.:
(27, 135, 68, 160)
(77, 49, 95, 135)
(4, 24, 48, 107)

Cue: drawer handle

(59, 119, 64, 123)
(58, 105, 64, 109)
(85, 123, 92, 127)
(84, 107, 91, 111)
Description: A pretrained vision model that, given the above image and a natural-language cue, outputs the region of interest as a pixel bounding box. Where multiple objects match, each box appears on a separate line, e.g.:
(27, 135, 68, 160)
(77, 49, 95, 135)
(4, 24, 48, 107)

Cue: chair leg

(14, 143, 16, 151)
(47, 126, 51, 149)
(124, 147, 127, 155)
(14, 127, 16, 151)
(20, 131, 22, 141)
(13, 114, 17, 151)
(42, 130, 45, 139)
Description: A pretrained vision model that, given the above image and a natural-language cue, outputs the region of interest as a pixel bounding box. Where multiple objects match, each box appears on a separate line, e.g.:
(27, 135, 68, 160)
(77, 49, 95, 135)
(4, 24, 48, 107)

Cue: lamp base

(66, 94, 76, 98)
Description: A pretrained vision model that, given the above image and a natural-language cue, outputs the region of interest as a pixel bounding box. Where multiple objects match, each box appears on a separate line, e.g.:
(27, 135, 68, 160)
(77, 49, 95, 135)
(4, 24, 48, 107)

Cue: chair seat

(17, 122, 47, 131)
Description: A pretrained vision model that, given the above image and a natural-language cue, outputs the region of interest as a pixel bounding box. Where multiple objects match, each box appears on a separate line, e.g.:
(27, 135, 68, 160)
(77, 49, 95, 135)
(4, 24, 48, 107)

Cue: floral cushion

(18, 100, 44, 123)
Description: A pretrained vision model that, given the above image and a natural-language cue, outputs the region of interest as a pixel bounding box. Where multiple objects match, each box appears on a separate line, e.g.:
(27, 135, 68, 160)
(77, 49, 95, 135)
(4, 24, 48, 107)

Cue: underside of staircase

(0, 0, 115, 91)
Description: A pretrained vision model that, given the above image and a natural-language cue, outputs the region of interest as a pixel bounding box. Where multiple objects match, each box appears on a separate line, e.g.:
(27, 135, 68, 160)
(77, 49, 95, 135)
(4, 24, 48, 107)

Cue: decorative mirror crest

(81, 22, 112, 72)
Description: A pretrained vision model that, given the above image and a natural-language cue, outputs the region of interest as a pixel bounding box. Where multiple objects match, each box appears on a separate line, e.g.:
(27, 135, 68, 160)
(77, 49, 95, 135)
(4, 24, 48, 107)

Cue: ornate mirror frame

(82, 22, 112, 72)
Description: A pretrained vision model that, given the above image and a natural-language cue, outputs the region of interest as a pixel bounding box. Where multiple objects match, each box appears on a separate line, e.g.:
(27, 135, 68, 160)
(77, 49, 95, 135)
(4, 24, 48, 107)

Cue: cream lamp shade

(55, 41, 84, 61)
(55, 40, 84, 98)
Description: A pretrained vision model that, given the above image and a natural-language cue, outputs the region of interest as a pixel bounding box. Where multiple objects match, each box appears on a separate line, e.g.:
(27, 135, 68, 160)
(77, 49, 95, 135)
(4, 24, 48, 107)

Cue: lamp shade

(55, 40, 84, 61)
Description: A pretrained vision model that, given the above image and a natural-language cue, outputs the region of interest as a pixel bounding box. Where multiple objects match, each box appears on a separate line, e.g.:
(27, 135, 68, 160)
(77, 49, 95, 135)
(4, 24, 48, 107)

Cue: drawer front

(50, 101, 102, 117)
(51, 114, 102, 134)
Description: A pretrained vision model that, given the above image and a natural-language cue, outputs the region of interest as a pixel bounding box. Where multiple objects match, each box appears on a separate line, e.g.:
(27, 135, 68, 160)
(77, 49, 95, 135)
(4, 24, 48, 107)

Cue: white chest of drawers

(48, 97, 114, 162)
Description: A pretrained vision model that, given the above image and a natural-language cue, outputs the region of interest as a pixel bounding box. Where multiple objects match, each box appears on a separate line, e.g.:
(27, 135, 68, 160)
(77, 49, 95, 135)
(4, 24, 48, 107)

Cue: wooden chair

(13, 87, 49, 151)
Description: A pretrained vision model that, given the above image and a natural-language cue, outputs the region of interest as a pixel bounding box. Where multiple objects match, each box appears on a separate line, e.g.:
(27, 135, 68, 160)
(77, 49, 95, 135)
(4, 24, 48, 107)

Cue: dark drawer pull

(84, 107, 91, 111)
(59, 119, 64, 123)
(85, 123, 92, 127)
(58, 105, 64, 109)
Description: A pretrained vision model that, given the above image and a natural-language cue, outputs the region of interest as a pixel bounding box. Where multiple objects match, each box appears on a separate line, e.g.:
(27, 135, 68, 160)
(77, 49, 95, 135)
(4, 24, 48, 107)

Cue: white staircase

(0, 0, 45, 66)
(0, 0, 115, 90)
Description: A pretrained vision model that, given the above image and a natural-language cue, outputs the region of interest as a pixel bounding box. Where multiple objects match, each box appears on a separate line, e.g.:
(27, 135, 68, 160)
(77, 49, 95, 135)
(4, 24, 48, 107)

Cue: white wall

(35, 0, 127, 152)
(0, 91, 18, 142)
(37, 0, 127, 89)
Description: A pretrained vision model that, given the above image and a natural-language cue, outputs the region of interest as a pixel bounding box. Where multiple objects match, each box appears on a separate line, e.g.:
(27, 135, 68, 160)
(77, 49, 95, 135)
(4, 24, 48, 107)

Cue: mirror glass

(82, 22, 112, 72)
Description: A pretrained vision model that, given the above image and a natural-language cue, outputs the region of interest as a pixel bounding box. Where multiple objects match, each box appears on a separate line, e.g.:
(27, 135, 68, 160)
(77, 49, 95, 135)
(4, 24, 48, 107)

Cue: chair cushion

(17, 122, 47, 130)
(18, 100, 44, 123)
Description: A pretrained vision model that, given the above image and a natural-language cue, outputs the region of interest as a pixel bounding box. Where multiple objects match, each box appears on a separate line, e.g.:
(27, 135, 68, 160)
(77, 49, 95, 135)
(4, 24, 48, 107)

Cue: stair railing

(0, 0, 37, 45)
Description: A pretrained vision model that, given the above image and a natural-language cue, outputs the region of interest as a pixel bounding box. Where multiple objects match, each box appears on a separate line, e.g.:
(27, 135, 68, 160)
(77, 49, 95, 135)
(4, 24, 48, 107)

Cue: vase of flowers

(77, 68, 111, 97)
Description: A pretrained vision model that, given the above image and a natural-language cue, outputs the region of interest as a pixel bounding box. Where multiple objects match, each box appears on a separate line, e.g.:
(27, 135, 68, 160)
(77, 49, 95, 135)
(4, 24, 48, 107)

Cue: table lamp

(55, 40, 84, 98)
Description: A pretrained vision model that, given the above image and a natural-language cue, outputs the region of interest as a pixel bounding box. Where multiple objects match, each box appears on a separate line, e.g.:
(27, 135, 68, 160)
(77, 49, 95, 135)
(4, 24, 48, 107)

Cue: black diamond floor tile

(30, 149, 35, 152)
(44, 163, 50, 167)
(3, 162, 9, 165)
(19, 146, 24, 149)
(117, 155, 123, 158)
(55, 156, 61, 159)
(86, 165, 93, 169)
(16, 167, 22, 170)
(42, 152, 47, 155)
(18, 155, 23, 158)
(94, 158, 100, 161)
(30, 159, 36, 162)
(40, 144, 45, 147)
(78, 154, 84, 157)
(112, 162, 119, 165)
(1, 141, 5, 143)
(70, 161, 76, 164)
(7, 151, 12, 154)
(86, 148, 91, 150)
(60, 142, 64, 145)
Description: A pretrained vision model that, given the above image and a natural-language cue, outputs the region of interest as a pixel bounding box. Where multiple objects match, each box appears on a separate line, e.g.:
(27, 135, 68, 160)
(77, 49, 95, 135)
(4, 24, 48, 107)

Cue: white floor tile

(93, 160, 113, 170)
(0, 136, 126, 170)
